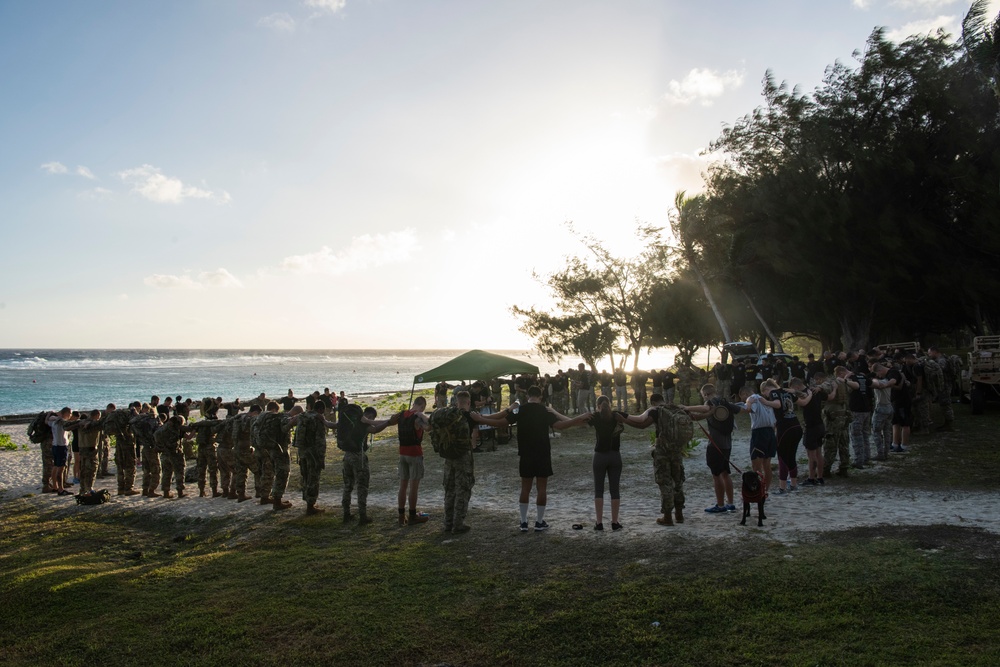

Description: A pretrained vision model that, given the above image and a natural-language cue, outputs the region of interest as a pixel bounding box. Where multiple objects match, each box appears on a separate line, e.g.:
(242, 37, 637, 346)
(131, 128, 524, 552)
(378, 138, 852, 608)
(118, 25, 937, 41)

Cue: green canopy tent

(409, 349, 540, 403)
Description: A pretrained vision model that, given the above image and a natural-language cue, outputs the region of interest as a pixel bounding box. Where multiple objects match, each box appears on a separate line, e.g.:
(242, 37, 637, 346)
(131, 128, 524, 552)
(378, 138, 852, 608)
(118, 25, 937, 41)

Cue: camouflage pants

(677, 384, 692, 407)
(443, 453, 475, 531)
(935, 391, 955, 424)
(98, 434, 110, 475)
(552, 391, 568, 414)
(160, 450, 185, 493)
(233, 446, 259, 497)
(270, 446, 291, 499)
(197, 443, 219, 491)
(114, 435, 137, 492)
(256, 446, 274, 499)
(297, 446, 325, 504)
(822, 411, 850, 472)
(914, 395, 932, 432)
(217, 446, 236, 494)
(39, 441, 54, 491)
(342, 451, 370, 516)
(849, 411, 872, 467)
(141, 445, 160, 494)
(183, 439, 196, 461)
(634, 388, 648, 412)
(78, 448, 98, 494)
(653, 450, 685, 514)
(871, 405, 894, 459)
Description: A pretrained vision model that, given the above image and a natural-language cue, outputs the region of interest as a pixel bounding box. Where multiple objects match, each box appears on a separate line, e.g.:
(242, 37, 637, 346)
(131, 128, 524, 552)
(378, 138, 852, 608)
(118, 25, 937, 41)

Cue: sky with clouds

(1, 0, 993, 350)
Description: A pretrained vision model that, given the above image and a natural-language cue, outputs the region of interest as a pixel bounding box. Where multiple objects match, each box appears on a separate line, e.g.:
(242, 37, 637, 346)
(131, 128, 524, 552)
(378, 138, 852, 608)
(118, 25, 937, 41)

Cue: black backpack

(27, 411, 54, 444)
(76, 489, 111, 505)
(336, 404, 369, 453)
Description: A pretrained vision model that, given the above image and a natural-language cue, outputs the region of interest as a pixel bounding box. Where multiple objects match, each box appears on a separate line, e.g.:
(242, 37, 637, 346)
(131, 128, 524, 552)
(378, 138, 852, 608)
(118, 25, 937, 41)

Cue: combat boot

(124, 489, 140, 496)
(656, 514, 674, 526)
(198, 484, 206, 498)
(177, 490, 186, 498)
(163, 491, 174, 499)
(236, 493, 251, 503)
(272, 497, 292, 511)
(305, 503, 325, 515)
(358, 513, 372, 526)
(146, 489, 161, 498)
(212, 486, 222, 498)
(226, 490, 237, 499)
(117, 486, 125, 496)
(674, 507, 684, 524)
(259, 495, 272, 505)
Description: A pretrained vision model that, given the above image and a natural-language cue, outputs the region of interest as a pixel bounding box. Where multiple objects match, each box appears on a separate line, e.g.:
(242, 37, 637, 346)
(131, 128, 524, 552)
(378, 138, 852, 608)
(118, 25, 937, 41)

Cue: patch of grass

(0, 433, 17, 451)
(2, 499, 1000, 666)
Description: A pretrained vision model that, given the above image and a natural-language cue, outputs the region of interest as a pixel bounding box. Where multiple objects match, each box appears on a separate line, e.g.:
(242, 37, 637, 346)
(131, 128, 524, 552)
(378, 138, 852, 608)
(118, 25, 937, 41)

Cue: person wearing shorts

(475, 386, 589, 532)
(684, 384, 740, 513)
(388, 397, 431, 525)
(802, 373, 828, 485)
(745, 382, 778, 494)
(47, 408, 75, 496)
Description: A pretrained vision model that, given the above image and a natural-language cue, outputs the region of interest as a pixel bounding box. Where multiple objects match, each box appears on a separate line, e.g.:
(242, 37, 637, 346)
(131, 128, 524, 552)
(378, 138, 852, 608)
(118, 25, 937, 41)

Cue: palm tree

(963, 0, 1000, 193)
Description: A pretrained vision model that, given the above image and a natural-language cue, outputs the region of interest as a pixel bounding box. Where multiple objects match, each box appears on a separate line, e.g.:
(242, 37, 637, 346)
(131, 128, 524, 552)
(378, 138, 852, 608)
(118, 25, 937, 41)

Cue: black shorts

(750, 428, 777, 460)
(892, 405, 913, 427)
(803, 423, 825, 451)
(519, 455, 553, 479)
(706, 445, 732, 476)
(53, 446, 68, 468)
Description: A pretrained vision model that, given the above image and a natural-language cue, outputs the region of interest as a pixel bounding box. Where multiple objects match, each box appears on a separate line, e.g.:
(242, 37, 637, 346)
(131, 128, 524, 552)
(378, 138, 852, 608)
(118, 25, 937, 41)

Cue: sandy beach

(3, 416, 996, 548)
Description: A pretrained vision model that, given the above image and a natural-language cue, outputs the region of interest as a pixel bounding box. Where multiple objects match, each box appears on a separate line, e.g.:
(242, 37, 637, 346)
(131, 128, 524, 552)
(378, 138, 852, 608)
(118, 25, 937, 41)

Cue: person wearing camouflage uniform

(217, 415, 239, 498)
(69, 410, 103, 494)
(623, 395, 687, 526)
(293, 402, 335, 515)
(255, 403, 300, 510)
(927, 347, 956, 430)
(442, 392, 476, 533)
(821, 372, 851, 477)
(676, 366, 696, 406)
(338, 406, 393, 524)
(155, 415, 189, 498)
(232, 405, 262, 502)
(131, 406, 161, 497)
(104, 403, 139, 495)
(188, 412, 223, 497)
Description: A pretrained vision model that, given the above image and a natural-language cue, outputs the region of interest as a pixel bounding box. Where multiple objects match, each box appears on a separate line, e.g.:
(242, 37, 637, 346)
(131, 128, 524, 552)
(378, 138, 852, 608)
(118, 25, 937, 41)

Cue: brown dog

(740, 471, 767, 527)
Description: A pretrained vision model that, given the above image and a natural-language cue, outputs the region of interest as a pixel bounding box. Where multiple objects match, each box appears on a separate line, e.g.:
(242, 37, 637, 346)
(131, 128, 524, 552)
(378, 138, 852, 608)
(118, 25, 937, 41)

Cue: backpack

(429, 407, 472, 459)
(336, 404, 369, 453)
(398, 410, 422, 448)
(76, 489, 111, 505)
(655, 404, 694, 455)
(27, 411, 54, 444)
(923, 359, 944, 396)
(252, 411, 284, 450)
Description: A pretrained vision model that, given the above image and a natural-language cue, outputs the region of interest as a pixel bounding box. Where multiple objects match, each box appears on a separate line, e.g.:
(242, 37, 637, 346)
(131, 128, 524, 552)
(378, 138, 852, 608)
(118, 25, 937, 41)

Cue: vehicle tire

(970, 385, 985, 415)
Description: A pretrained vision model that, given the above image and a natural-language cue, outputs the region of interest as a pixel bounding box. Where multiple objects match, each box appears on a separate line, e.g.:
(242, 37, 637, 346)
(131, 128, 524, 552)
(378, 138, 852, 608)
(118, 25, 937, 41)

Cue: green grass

(0, 433, 18, 451)
(2, 501, 1000, 666)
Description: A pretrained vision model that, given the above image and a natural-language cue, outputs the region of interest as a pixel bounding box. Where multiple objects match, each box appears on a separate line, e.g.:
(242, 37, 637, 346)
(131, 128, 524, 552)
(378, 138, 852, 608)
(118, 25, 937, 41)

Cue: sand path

(2, 422, 996, 546)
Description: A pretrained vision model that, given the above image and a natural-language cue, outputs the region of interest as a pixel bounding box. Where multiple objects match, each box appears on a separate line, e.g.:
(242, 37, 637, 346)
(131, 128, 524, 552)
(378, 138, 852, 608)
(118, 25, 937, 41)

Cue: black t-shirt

(706, 397, 739, 435)
(768, 389, 798, 422)
(551, 375, 568, 392)
(847, 373, 872, 412)
(279, 396, 298, 411)
(156, 404, 170, 418)
(577, 371, 591, 391)
(806, 360, 824, 378)
(506, 402, 558, 458)
(173, 402, 190, 418)
(801, 389, 826, 427)
(587, 410, 627, 452)
(321, 395, 335, 410)
(790, 362, 806, 379)
(888, 367, 910, 406)
(661, 371, 676, 388)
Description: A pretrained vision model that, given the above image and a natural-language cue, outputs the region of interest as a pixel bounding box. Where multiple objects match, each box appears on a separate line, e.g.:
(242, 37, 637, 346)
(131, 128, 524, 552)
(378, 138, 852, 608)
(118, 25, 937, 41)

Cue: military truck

(968, 336, 1000, 415)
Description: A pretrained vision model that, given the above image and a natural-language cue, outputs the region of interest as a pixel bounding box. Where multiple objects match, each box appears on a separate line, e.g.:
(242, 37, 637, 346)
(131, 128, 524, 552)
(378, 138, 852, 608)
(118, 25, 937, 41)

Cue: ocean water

(0, 349, 566, 415)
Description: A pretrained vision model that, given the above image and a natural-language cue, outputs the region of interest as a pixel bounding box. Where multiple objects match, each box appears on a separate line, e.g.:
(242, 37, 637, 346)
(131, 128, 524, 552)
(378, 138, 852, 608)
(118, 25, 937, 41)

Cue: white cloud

(41, 161, 68, 174)
(305, 0, 346, 13)
(663, 68, 745, 106)
(278, 230, 419, 276)
(75, 165, 96, 179)
(886, 15, 959, 42)
(144, 268, 243, 290)
(652, 151, 713, 193)
(118, 164, 230, 204)
(258, 13, 296, 31)
(853, 0, 871, 7)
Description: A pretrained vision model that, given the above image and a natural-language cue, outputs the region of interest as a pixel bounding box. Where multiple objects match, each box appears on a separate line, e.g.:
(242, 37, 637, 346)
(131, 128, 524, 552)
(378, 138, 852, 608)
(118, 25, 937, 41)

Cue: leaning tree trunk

(688, 261, 733, 341)
(741, 288, 783, 353)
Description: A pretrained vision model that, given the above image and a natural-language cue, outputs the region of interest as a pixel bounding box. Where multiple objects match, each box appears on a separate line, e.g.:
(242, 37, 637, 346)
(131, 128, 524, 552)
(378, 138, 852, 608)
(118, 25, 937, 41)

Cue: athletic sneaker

(705, 505, 727, 514)
(818, 478, 825, 486)
(802, 479, 817, 487)
(611, 522, 623, 531)
(519, 522, 529, 533)
(893, 445, 907, 453)
(594, 523, 604, 531)
(724, 504, 736, 512)
(534, 521, 549, 532)
(776, 487, 787, 495)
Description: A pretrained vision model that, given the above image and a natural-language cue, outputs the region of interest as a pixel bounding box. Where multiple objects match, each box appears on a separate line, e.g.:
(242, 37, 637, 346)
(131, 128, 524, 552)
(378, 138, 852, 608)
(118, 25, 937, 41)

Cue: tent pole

(408, 383, 415, 406)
